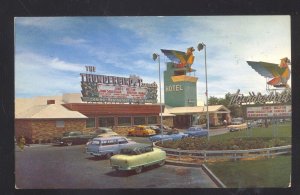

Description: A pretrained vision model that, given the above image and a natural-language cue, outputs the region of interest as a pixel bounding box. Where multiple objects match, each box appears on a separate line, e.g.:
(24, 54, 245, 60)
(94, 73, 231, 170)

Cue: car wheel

(135, 166, 142, 174)
(67, 141, 72, 146)
(105, 153, 113, 159)
(158, 160, 165, 166)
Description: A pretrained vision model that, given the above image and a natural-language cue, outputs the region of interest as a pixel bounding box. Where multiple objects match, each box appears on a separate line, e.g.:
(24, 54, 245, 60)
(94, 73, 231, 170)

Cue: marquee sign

(246, 105, 291, 119)
(80, 73, 158, 104)
(229, 89, 291, 105)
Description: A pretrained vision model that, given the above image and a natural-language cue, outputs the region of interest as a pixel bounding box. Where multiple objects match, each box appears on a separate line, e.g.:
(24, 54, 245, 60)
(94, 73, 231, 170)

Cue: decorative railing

(154, 144, 291, 162)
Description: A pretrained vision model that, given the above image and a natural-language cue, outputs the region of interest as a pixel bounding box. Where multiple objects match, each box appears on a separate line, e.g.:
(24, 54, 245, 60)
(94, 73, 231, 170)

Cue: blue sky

(15, 16, 291, 105)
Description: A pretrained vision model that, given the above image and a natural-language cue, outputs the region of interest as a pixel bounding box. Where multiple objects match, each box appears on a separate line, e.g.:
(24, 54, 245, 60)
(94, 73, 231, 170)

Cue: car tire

(135, 166, 142, 174)
(67, 141, 72, 146)
(158, 160, 165, 166)
(105, 153, 113, 159)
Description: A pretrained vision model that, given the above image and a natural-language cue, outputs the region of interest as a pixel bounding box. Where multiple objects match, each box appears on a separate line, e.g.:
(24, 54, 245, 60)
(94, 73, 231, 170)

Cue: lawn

(211, 122, 291, 141)
(206, 154, 291, 188)
(158, 123, 291, 150)
(205, 123, 292, 188)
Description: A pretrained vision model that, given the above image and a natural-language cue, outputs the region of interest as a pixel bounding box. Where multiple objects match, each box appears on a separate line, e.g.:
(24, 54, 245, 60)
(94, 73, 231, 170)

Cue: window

(56, 121, 64, 128)
(99, 117, 115, 127)
(118, 138, 128, 144)
(118, 117, 131, 126)
(134, 116, 145, 125)
(101, 139, 118, 146)
(86, 118, 96, 128)
(147, 116, 157, 124)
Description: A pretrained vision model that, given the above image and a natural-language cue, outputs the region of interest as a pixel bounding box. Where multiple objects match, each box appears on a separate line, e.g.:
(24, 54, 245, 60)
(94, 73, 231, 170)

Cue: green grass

(158, 123, 291, 150)
(211, 123, 291, 142)
(206, 155, 291, 188)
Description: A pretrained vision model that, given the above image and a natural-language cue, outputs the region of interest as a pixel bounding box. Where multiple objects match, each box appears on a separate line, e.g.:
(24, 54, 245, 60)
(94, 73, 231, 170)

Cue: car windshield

(120, 148, 137, 155)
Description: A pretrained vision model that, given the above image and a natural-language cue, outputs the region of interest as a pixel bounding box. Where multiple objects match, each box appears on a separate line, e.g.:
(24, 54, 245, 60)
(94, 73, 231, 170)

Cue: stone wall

(162, 116, 174, 127)
(15, 119, 87, 143)
(15, 120, 32, 139)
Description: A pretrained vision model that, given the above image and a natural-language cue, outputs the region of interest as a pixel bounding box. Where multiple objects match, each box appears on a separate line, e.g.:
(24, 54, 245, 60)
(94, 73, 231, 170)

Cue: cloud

(59, 37, 88, 46)
(15, 16, 291, 99)
(15, 17, 70, 30)
(15, 52, 85, 97)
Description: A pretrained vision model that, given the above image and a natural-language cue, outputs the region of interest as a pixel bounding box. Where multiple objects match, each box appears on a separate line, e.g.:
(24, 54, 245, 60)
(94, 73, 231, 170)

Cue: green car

(110, 143, 166, 174)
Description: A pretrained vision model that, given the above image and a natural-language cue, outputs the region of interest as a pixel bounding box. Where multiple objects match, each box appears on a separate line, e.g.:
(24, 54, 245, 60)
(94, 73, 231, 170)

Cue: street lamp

(153, 53, 164, 144)
(197, 43, 210, 138)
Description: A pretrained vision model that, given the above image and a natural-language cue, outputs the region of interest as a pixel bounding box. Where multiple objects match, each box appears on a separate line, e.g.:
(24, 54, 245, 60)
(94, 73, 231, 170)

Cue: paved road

(208, 128, 229, 136)
(15, 144, 217, 189)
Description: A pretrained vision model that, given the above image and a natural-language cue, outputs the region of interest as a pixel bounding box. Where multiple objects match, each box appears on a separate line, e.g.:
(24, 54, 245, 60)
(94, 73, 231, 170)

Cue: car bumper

(52, 141, 65, 146)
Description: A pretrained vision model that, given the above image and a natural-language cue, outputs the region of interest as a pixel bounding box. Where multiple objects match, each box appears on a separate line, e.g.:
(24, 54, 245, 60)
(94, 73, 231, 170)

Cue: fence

(155, 144, 291, 162)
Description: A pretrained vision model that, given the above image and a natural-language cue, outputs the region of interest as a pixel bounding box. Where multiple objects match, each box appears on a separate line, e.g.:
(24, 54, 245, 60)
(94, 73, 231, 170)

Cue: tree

(208, 93, 243, 118)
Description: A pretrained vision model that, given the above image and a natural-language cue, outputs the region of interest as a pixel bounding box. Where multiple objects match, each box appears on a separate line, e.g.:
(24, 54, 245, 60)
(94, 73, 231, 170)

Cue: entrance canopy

(164, 105, 230, 115)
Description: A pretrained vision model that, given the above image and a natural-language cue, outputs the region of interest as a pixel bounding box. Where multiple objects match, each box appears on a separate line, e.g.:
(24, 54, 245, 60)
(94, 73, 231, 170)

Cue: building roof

(165, 105, 230, 115)
(15, 93, 84, 115)
(15, 104, 87, 119)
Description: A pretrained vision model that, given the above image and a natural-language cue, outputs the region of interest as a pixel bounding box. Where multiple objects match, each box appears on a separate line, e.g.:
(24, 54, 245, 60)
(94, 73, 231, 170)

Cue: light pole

(197, 43, 210, 139)
(153, 53, 164, 144)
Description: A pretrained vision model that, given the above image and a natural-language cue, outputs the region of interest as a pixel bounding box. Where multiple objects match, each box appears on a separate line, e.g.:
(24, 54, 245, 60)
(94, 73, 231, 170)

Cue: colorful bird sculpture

(161, 47, 195, 72)
(247, 57, 291, 88)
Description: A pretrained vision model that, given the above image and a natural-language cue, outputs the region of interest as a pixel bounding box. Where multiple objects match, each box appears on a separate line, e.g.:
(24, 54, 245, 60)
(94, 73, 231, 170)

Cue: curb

(166, 160, 202, 167)
(201, 164, 227, 188)
(165, 159, 226, 188)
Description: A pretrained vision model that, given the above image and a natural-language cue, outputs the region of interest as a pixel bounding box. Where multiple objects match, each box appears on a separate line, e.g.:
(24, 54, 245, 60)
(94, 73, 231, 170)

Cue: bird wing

(161, 49, 187, 64)
(247, 61, 282, 78)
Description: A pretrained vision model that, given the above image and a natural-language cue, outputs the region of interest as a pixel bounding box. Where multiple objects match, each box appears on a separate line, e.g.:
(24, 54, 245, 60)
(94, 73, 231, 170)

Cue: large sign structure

(229, 89, 291, 105)
(246, 105, 291, 119)
(247, 57, 291, 89)
(161, 47, 198, 107)
(80, 73, 157, 104)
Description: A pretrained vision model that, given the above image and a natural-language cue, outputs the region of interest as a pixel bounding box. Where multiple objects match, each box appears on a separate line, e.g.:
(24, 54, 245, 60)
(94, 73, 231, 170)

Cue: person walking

(18, 136, 26, 151)
(223, 119, 227, 127)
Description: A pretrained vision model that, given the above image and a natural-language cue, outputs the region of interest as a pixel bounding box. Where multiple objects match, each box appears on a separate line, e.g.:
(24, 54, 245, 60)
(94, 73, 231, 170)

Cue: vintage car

(86, 136, 136, 158)
(231, 117, 244, 125)
(52, 131, 95, 146)
(184, 126, 208, 137)
(149, 130, 188, 142)
(91, 127, 119, 138)
(110, 143, 166, 174)
(149, 124, 172, 134)
(228, 123, 248, 132)
(127, 125, 156, 137)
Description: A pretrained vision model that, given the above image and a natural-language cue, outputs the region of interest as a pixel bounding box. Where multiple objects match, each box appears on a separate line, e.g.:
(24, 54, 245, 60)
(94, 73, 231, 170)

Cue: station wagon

(86, 136, 136, 158)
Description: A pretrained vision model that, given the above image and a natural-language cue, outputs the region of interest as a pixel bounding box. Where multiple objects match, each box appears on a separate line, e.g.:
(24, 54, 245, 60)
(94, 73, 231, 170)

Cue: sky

(15, 16, 291, 105)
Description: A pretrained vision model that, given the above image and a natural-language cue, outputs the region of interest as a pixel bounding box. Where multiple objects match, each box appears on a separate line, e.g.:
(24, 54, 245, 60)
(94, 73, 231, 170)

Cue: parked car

(52, 131, 95, 146)
(228, 123, 248, 132)
(149, 125, 163, 134)
(91, 127, 119, 138)
(149, 130, 188, 142)
(231, 117, 244, 125)
(128, 125, 156, 137)
(86, 136, 136, 158)
(110, 143, 166, 174)
(184, 126, 208, 137)
(247, 120, 258, 129)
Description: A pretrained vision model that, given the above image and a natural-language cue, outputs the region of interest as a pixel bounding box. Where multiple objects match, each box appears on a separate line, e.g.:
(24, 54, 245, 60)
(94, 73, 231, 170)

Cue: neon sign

(229, 89, 291, 105)
(80, 73, 157, 104)
(246, 105, 291, 118)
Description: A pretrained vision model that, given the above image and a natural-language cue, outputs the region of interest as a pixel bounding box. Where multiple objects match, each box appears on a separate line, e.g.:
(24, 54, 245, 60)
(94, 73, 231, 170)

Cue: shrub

(158, 137, 288, 150)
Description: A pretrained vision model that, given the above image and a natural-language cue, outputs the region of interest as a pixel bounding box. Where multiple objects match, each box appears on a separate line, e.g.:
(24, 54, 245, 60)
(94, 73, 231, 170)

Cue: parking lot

(15, 142, 218, 189)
